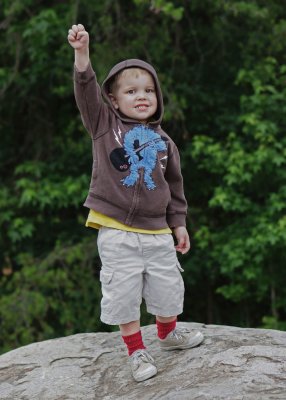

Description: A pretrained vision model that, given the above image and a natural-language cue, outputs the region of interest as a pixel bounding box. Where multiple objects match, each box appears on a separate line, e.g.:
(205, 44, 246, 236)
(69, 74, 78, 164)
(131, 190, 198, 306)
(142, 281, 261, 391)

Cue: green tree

(183, 2, 286, 329)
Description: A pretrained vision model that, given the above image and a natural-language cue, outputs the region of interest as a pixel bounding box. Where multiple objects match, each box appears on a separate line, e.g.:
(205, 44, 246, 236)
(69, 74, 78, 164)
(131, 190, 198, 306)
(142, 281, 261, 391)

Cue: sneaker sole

(133, 366, 158, 382)
(160, 332, 204, 351)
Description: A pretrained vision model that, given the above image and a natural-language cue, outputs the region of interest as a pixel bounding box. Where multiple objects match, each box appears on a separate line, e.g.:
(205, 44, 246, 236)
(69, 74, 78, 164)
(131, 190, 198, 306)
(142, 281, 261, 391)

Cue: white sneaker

(159, 327, 204, 351)
(129, 349, 157, 382)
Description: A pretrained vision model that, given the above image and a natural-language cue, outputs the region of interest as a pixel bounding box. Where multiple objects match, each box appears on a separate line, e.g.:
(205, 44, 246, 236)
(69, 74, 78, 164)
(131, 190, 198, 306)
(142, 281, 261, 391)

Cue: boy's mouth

(135, 104, 149, 110)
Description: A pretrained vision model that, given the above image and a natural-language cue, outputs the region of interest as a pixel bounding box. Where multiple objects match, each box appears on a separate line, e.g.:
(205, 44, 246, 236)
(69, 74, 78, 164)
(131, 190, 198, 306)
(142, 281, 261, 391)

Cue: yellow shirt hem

(86, 210, 172, 234)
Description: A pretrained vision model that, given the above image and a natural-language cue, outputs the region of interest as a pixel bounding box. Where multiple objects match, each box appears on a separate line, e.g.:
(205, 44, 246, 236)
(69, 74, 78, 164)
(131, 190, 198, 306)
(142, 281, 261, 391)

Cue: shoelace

(170, 327, 190, 340)
(132, 350, 155, 369)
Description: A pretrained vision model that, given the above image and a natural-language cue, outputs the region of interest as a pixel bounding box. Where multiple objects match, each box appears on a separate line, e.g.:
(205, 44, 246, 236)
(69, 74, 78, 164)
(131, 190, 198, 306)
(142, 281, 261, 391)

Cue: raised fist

(67, 24, 89, 50)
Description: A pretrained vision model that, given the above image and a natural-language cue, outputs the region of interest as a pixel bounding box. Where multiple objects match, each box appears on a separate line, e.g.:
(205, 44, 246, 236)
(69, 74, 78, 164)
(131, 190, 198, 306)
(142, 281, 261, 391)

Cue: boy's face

(109, 69, 158, 123)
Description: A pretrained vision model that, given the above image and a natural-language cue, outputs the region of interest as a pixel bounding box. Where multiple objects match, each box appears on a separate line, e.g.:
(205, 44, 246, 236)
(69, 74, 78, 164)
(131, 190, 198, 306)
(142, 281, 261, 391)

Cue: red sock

(156, 318, 177, 339)
(122, 331, 146, 356)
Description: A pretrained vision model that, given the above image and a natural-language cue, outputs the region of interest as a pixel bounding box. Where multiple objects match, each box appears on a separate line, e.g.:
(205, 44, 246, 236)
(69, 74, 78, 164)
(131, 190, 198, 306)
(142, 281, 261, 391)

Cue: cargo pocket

(99, 270, 113, 284)
(176, 262, 185, 306)
(176, 262, 184, 272)
(99, 269, 114, 316)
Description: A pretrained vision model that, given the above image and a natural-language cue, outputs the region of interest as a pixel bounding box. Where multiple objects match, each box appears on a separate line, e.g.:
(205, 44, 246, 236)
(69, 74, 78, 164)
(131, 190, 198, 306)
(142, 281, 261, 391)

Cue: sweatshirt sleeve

(165, 144, 188, 228)
(73, 62, 109, 137)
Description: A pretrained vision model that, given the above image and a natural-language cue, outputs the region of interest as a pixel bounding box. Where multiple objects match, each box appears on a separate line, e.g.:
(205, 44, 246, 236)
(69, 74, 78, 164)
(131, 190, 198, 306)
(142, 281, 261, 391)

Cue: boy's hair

(108, 67, 152, 94)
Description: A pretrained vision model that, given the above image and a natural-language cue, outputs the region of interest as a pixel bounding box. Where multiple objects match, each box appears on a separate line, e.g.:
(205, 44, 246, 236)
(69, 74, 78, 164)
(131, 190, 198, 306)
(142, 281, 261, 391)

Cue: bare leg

(120, 320, 141, 336)
(156, 315, 177, 323)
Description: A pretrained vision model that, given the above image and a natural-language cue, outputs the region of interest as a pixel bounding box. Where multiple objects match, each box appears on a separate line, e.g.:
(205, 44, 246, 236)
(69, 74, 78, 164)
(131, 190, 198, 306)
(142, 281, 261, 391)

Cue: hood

(102, 59, 164, 125)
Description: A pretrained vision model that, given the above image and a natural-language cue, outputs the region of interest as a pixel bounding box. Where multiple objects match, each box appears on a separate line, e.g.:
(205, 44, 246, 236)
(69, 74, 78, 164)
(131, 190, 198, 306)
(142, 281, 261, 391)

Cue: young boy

(68, 24, 204, 382)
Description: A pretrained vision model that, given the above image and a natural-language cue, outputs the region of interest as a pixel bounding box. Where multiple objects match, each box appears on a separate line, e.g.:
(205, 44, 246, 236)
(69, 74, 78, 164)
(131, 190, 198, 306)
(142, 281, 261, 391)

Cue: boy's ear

(108, 93, 119, 109)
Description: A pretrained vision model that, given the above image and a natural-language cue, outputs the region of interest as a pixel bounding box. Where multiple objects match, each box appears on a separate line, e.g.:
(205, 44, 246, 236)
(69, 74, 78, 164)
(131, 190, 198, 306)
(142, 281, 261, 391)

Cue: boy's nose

(137, 91, 146, 100)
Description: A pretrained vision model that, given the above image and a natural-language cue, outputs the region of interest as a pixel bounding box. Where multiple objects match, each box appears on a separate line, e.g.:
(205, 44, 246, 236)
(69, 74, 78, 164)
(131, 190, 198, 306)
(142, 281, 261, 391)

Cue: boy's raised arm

(67, 24, 108, 137)
(68, 24, 89, 71)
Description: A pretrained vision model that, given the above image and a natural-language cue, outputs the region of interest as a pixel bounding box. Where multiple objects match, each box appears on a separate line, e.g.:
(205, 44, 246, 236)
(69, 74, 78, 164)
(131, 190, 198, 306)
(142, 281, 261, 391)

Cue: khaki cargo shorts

(97, 227, 185, 325)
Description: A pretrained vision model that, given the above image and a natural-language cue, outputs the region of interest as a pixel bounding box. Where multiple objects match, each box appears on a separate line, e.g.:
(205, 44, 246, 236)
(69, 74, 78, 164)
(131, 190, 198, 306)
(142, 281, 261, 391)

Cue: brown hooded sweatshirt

(74, 59, 187, 230)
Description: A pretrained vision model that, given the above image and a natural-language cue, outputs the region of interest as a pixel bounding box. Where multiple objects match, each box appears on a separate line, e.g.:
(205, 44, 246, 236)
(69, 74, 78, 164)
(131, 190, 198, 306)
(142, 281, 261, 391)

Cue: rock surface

(0, 322, 286, 399)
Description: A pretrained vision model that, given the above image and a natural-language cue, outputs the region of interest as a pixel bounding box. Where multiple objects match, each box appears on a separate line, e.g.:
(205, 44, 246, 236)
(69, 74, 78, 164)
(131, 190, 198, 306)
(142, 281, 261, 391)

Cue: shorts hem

(100, 313, 140, 325)
(146, 306, 184, 317)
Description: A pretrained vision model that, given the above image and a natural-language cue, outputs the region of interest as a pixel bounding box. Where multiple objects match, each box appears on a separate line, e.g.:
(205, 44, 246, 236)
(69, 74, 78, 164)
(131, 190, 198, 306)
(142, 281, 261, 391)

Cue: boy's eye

(127, 89, 135, 94)
(146, 88, 155, 93)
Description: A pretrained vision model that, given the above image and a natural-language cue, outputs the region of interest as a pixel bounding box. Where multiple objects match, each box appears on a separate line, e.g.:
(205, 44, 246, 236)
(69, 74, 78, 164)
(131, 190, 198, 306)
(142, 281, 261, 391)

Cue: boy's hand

(67, 24, 89, 51)
(173, 226, 190, 254)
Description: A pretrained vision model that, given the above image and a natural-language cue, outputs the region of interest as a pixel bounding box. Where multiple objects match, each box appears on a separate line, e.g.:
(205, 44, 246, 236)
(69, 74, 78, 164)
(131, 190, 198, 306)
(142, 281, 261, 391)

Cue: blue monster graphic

(121, 125, 167, 190)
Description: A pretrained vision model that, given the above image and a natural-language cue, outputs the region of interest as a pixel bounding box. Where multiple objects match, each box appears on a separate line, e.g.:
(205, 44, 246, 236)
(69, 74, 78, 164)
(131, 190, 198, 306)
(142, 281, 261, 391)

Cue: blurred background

(1, 0, 286, 355)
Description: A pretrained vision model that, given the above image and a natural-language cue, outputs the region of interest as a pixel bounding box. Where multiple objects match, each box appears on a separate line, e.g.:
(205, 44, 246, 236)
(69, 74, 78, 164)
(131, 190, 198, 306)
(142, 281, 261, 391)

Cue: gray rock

(0, 323, 286, 400)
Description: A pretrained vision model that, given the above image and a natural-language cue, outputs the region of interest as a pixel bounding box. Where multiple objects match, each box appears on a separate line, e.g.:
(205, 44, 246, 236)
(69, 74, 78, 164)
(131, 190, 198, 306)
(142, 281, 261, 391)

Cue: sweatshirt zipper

(125, 170, 144, 225)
